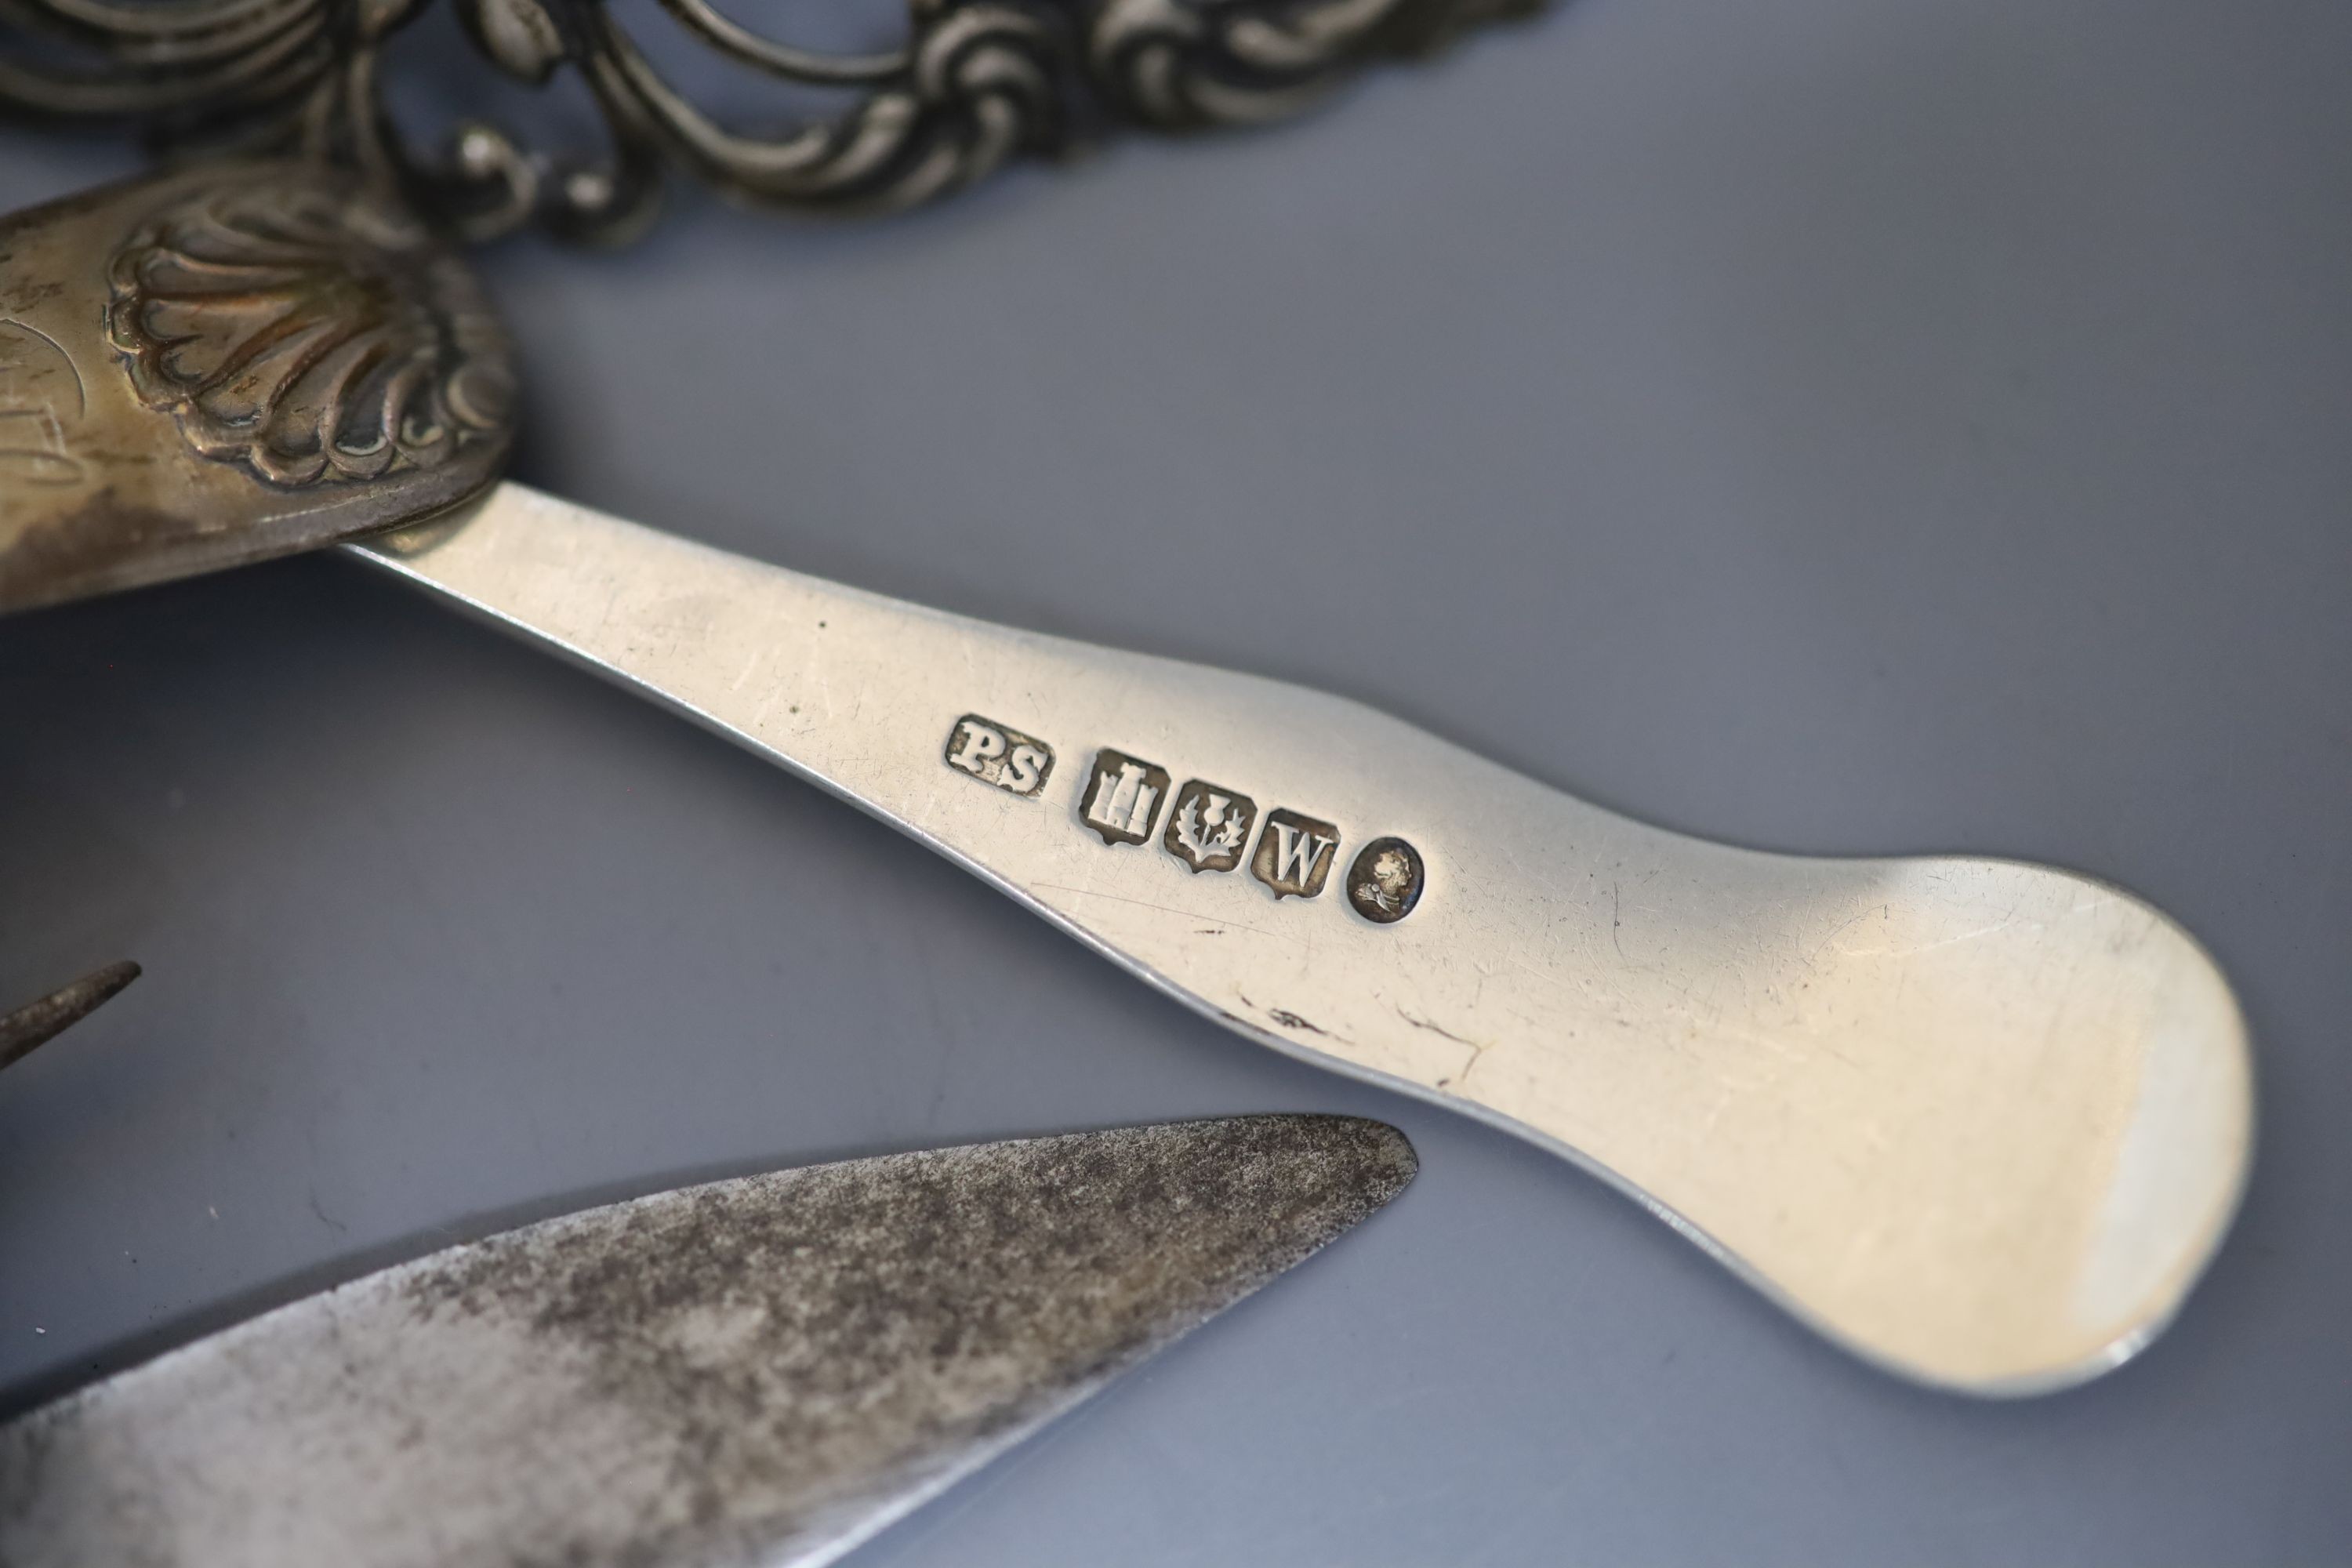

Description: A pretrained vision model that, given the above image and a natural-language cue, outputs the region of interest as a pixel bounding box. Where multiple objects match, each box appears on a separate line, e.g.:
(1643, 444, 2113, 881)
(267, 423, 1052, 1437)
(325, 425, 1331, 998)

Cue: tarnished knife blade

(0, 1116, 1417, 1568)
(0, 960, 140, 1073)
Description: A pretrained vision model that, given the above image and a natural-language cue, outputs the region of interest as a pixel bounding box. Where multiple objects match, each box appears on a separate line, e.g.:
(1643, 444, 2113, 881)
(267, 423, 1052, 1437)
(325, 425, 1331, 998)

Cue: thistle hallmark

(107, 172, 516, 489)
(1163, 782, 1257, 873)
(944, 715, 1054, 797)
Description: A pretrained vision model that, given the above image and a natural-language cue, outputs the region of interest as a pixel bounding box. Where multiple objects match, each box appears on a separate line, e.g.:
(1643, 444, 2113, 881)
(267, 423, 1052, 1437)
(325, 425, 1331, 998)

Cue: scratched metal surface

(3, 0, 2349, 1560)
(3, 1118, 1414, 1566)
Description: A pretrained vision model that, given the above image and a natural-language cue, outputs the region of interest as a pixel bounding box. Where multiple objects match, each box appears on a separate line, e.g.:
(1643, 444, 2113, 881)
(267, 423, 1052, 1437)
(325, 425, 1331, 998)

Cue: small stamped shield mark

(945, 715, 1054, 797)
(1163, 782, 1256, 873)
(1252, 809, 1339, 899)
(1080, 750, 1171, 846)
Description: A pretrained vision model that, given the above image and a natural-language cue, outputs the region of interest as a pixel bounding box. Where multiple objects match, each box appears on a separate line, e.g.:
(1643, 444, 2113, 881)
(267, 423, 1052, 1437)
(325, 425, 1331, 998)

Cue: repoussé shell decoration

(107, 175, 516, 489)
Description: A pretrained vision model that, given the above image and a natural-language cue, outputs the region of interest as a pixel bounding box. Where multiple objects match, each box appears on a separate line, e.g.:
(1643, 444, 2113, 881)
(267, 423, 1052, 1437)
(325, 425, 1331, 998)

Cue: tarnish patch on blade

(0, 959, 140, 1071)
(0, 1116, 1415, 1568)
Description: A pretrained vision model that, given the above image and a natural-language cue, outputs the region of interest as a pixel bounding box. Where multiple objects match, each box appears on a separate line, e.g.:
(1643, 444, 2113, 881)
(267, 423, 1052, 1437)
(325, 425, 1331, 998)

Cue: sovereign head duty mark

(942, 716, 1424, 923)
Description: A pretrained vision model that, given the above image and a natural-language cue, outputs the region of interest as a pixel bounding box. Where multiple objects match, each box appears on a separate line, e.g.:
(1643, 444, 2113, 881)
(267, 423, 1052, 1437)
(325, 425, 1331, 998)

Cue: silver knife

(0, 1115, 1416, 1567)
(0, 163, 2256, 1396)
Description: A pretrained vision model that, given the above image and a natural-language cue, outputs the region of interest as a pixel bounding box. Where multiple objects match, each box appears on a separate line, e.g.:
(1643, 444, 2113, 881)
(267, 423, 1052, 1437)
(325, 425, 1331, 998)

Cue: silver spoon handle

(354, 481, 2252, 1395)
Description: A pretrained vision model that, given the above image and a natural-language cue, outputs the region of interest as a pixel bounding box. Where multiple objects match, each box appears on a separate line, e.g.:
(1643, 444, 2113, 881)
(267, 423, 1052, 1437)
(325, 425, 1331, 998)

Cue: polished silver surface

(0, 1115, 1416, 1567)
(357, 484, 2255, 1396)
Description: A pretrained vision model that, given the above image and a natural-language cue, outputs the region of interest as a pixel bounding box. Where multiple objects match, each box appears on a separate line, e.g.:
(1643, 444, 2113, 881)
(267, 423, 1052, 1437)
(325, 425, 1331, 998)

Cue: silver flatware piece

(0, 163, 2256, 1395)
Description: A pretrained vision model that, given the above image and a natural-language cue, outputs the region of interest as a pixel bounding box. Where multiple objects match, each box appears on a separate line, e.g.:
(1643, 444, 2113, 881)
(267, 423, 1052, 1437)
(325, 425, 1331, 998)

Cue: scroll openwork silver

(0, 0, 1543, 243)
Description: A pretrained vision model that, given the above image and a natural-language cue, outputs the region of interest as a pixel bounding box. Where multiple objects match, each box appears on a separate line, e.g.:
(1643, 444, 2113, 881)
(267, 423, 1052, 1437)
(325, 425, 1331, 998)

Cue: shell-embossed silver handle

(358, 485, 2254, 1396)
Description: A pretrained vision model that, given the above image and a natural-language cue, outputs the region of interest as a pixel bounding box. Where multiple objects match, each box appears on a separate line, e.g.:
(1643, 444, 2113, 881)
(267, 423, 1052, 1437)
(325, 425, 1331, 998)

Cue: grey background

(5, 0, 2349, 1559)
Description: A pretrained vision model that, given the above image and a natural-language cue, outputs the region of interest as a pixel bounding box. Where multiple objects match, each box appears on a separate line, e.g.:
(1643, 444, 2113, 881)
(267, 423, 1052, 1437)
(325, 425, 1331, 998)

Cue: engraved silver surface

(0, 1116, 1416, 1567)
(356, 485, 2256, 1396)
